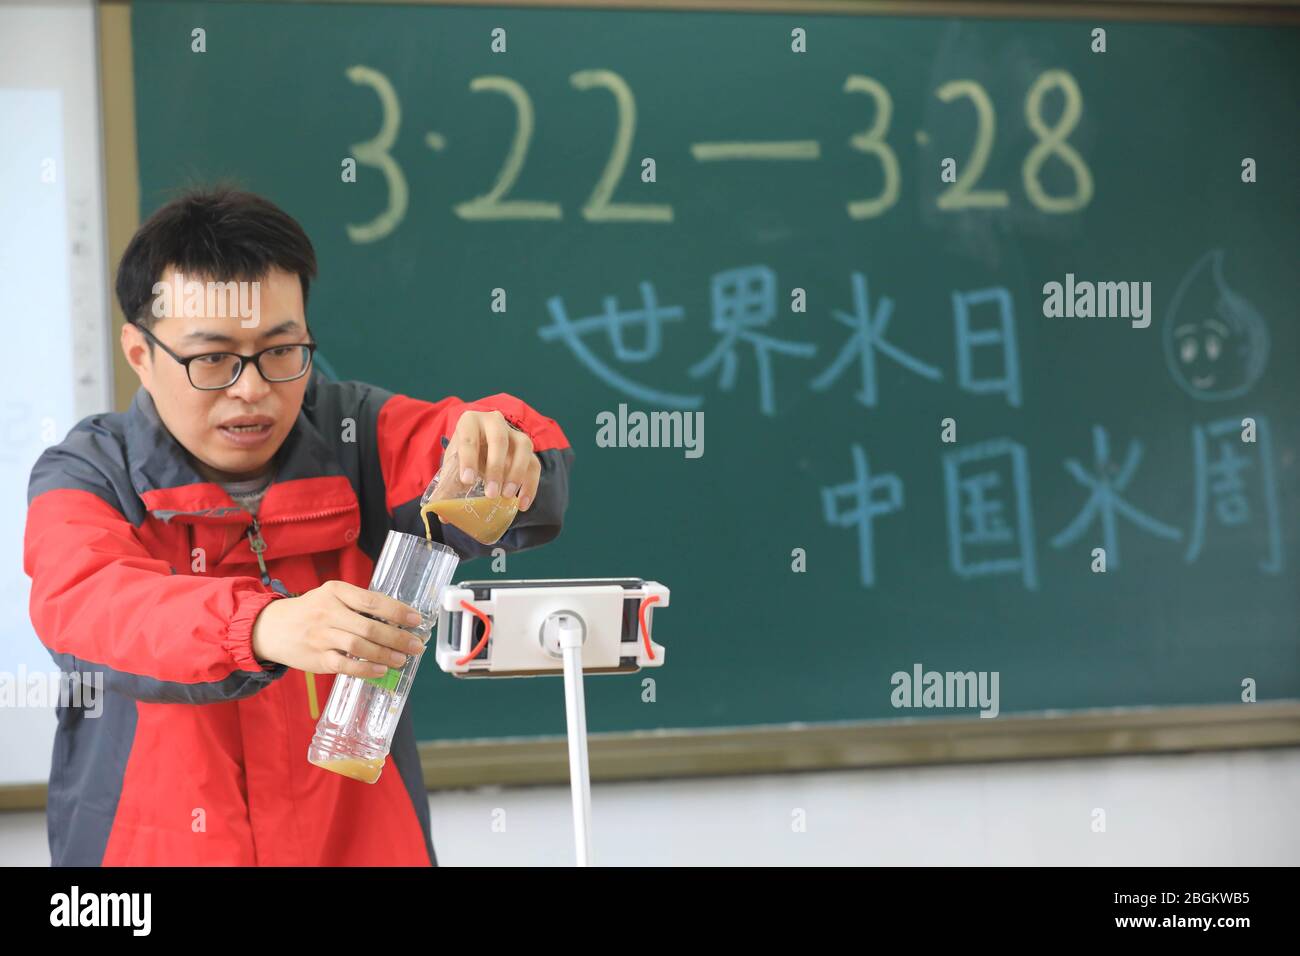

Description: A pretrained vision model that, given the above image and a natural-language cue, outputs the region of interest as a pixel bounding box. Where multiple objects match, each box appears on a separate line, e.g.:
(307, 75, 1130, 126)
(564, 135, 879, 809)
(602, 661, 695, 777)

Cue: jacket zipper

(245, 515, 291, 596)
(258, 504, 357, 527)
(244, 505, 357, 596)
(243, 505, 359, 722)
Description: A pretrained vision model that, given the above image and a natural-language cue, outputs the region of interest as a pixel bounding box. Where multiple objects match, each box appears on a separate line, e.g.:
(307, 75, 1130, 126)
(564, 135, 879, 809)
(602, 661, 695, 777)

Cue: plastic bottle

(307, 531, 459, 783)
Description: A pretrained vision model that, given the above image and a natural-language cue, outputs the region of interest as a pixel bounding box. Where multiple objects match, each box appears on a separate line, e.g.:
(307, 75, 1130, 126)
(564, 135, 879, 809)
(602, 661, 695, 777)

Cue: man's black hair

(115, 185, 318, 342)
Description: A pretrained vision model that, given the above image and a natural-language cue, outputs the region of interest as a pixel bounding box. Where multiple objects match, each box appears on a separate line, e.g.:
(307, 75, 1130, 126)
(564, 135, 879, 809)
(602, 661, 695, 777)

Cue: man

(23, 187, 574, 865)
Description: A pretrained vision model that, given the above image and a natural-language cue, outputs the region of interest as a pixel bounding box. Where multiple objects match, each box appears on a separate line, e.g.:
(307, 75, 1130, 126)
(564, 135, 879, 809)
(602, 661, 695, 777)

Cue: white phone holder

(434, 578, 669, 865)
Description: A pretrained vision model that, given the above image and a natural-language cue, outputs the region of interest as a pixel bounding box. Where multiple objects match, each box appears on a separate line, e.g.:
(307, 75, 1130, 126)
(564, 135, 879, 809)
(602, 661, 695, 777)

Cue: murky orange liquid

(309, 755, 385, 783)
(421, 495, 519, 545)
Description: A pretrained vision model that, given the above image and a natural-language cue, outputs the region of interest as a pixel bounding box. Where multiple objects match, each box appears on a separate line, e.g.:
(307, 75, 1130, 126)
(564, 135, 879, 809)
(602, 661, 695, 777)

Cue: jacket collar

(126, 372, 357, 524)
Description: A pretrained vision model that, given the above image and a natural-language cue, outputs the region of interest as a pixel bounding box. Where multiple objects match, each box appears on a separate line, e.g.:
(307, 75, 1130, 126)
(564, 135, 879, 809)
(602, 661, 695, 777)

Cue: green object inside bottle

(363, 666, 402, 692)
(356, 612, 420, 692)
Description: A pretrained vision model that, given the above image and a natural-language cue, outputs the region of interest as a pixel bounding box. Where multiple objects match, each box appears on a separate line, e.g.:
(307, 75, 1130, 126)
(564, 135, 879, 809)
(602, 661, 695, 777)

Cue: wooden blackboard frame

(3, 702, 1297, 807)
(80, 0, 1299, 804)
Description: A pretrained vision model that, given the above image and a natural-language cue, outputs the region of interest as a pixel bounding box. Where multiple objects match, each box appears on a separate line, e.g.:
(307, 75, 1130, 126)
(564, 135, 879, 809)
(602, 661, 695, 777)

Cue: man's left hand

(446, 409, 539, 512)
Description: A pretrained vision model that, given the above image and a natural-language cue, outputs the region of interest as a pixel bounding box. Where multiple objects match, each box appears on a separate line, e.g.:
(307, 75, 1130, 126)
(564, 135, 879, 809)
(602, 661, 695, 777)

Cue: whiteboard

(0, 0, 112, 786)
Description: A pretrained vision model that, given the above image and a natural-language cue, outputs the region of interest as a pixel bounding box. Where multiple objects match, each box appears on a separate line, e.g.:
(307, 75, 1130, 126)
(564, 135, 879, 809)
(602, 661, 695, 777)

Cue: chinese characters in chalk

(822, 418, 1283, 590)
(540, 266, 1023, 416)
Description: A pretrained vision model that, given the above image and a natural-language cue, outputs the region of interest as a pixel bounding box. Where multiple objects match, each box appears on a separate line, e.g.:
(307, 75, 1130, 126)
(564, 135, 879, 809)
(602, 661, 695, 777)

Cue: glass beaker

(419, 444, 520, 545)
(307, 531, 459, 783)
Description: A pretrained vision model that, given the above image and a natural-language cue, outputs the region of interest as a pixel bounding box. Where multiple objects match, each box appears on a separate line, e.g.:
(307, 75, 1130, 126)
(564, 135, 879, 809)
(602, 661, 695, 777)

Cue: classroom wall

(3, 747, 1297, 864)
(438, 747, 1300, 865)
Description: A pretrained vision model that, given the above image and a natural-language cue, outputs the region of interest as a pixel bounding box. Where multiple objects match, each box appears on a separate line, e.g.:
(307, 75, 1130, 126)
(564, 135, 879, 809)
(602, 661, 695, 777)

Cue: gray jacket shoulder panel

(298, 373, 396, 561)
(28, 406, 143, 525)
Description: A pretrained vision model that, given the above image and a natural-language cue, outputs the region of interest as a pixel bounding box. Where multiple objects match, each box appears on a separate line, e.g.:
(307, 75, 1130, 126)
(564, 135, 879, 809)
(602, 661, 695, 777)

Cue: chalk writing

(688, 266, 817, 416)
(809, 272, 941, 408)
(822, 444, 904, 588)
(1187, 415, 1283, 573)
(1050, 426, 1182, 568)
(943, 439, 1038, 590)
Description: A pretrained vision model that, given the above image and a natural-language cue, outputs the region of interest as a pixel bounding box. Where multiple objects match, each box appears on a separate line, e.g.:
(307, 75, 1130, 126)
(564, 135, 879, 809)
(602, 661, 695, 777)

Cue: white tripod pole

(556, 616, 593, 867)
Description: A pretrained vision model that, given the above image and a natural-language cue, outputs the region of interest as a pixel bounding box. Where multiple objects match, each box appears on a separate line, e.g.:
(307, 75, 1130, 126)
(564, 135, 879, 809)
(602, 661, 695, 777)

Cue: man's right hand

(251, 580, 427, 677)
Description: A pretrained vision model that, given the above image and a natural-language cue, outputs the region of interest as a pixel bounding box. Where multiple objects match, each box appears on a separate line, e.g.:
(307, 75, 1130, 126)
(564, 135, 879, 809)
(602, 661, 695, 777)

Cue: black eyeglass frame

(133, 322, 318, 390)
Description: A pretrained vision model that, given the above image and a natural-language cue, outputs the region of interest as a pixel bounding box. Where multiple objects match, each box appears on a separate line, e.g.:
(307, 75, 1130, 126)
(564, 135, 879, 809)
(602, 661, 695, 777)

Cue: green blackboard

(129, 1, 1300, 742)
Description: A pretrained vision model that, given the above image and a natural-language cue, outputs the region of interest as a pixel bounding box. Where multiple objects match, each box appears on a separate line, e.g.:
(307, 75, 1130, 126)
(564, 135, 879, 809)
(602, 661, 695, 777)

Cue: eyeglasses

(134, 323, 317, 390)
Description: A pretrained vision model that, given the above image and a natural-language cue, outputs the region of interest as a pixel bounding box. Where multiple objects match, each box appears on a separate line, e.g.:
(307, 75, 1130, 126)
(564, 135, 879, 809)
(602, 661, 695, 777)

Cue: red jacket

(23, 371, 573, 865)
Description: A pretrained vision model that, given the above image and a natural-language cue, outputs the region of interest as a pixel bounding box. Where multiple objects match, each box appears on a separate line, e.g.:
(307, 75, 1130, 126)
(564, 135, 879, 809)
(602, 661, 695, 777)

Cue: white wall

(3, 747, 1296, 865)
(423, 748, 1300, 866)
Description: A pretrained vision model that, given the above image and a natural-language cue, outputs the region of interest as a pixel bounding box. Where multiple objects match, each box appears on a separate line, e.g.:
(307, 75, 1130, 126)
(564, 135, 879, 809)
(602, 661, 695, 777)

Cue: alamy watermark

(151, 271, 261, 327)
(890, 663, 1000, 718)
(50, 886, 150, 935)
(595, 403, 704, 459)
(1042, 274, 1151, 328)
(0, 666, 103, 717)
